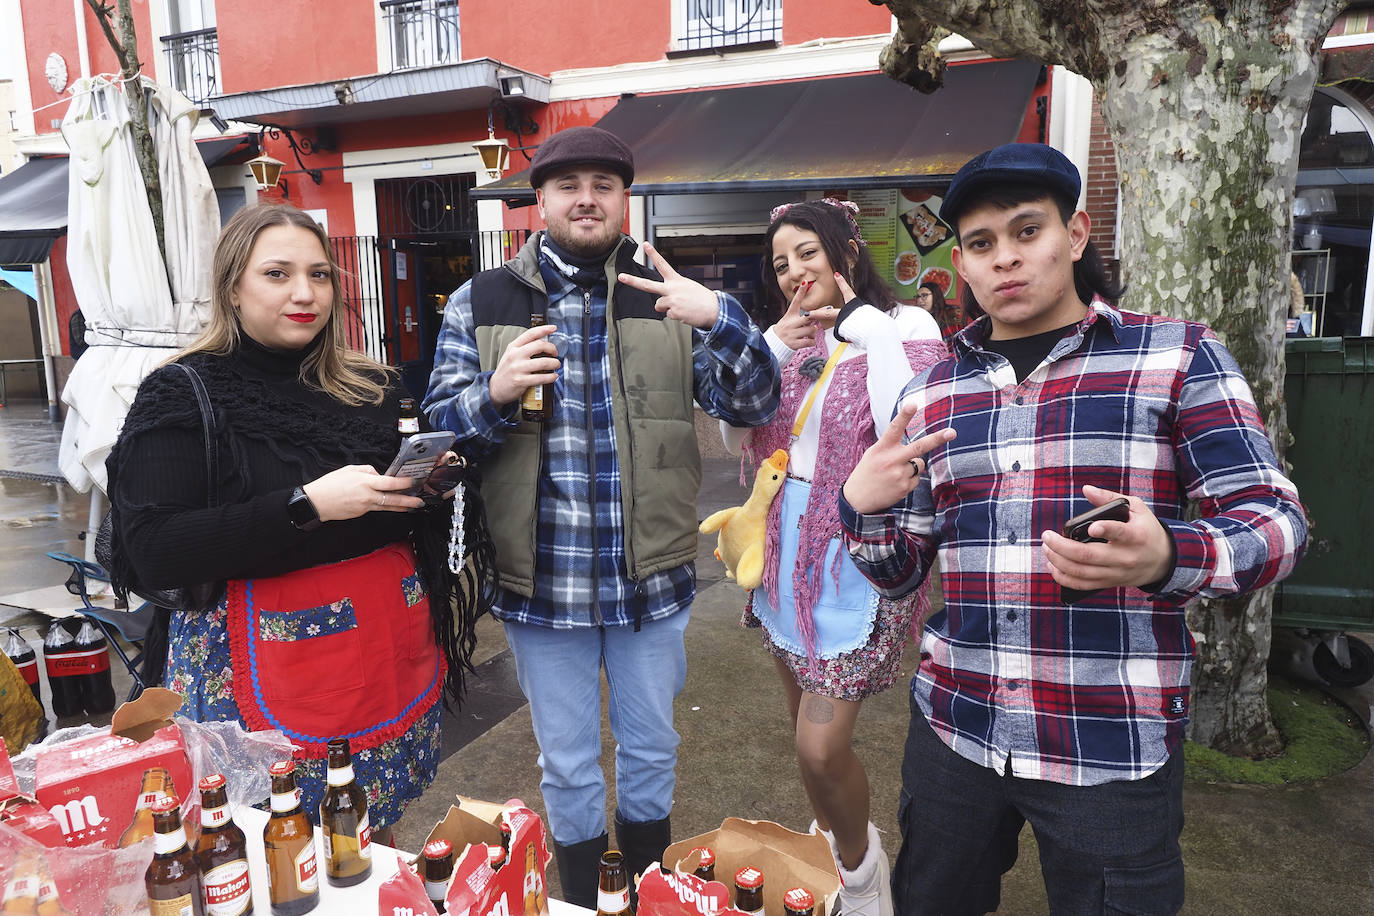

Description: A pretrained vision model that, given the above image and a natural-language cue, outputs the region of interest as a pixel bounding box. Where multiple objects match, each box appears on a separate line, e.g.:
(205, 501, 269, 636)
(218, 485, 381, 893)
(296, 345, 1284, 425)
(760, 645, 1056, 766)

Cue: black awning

(0, 158, 69, 265)
(473, 59, 1041, 203)
(0, 136, 256, 265)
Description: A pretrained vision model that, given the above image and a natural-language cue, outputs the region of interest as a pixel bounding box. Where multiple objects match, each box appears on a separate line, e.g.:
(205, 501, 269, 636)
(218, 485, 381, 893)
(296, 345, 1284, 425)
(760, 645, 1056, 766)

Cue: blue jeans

(504, 610, 690, 845)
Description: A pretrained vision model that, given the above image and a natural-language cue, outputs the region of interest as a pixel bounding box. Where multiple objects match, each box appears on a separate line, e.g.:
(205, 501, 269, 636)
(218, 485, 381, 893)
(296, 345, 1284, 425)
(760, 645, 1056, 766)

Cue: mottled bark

(85, 0, 166, 265)
(879, 0, 1347, 756)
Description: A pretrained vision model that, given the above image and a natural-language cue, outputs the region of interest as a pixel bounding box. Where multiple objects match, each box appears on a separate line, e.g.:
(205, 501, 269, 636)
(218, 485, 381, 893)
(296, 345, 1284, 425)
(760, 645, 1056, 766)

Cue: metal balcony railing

(678, 0, 781, 52)
(382, 0, 462, 70)
(162, 28, 221, 103)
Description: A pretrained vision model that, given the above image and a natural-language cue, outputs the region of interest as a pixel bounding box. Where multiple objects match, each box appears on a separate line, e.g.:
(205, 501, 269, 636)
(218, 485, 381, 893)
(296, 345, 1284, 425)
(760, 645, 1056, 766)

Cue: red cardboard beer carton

(0, 737, 67, 848)
(638, 819, 841, 916)
(33, 688, 193, 848)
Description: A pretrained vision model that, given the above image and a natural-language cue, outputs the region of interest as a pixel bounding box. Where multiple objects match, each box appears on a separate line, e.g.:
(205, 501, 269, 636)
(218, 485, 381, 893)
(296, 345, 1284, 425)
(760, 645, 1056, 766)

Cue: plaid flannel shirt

(425, 236, 778, 629)
(840, 301, 1307, 785)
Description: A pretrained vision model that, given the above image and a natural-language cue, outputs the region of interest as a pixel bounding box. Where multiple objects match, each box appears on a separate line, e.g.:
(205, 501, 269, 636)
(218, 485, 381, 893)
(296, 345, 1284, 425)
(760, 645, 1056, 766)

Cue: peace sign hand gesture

(841, 401, 956, 514)
(617, 243, 721, 330)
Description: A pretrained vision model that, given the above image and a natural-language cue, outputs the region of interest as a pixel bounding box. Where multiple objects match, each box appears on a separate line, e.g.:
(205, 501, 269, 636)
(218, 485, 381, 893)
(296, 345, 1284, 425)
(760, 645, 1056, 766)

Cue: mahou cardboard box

(640, 818, 841, 916)
(32, 688, 194, 849)
(0, 737, 66, 848)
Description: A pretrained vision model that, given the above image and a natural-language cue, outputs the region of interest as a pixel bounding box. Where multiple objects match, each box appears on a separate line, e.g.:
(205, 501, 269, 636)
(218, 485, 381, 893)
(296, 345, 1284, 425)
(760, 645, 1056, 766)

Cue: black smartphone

(1059, 497, 1130, 603)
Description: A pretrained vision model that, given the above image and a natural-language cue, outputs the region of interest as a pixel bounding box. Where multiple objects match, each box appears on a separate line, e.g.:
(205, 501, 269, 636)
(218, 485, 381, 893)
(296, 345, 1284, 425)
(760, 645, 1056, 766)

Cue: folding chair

(46, 551, 157, 703)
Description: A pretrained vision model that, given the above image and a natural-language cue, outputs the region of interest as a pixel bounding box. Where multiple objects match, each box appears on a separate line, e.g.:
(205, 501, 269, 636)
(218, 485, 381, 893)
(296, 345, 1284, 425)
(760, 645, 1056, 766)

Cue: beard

(545, 211, 621, 259)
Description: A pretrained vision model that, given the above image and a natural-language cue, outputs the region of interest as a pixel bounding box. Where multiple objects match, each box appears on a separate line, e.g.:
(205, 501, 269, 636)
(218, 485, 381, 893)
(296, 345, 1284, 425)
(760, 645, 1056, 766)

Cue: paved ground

(2, 397, 1371, 914)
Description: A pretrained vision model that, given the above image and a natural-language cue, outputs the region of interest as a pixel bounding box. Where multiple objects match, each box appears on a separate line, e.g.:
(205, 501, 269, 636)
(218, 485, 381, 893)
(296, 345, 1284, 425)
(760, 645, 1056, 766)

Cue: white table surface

(235, 805, 588, 915)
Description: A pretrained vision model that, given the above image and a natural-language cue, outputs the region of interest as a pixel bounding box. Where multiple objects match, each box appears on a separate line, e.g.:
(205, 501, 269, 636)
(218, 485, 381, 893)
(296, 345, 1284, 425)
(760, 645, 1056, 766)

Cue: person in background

(914, 278, 964, 342)
(719, 198, 945, 916)
(840, 144, 1308, 914)
(107, 203, 494, 843)
(423, 126, 779, 907)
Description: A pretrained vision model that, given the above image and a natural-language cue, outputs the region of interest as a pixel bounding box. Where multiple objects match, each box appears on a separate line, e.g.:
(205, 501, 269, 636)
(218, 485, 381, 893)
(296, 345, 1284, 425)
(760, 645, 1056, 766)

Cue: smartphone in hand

(1059, 497, 1130, 604)
(385, 431, 456, 493)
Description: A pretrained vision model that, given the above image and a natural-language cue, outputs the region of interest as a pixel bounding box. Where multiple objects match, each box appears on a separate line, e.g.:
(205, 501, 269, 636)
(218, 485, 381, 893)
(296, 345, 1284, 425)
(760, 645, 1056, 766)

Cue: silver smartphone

(385, 431, 456, 492)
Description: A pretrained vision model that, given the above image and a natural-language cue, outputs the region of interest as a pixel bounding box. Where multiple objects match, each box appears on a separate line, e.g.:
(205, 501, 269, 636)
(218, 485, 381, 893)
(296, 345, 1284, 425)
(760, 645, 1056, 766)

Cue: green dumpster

(1274, 336, 1374, 685)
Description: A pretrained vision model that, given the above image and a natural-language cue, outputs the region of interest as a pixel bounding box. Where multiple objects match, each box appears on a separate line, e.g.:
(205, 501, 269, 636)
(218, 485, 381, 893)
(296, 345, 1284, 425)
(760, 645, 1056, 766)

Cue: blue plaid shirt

(425, 235, 778, 629)
(840, 301, 1307, 785)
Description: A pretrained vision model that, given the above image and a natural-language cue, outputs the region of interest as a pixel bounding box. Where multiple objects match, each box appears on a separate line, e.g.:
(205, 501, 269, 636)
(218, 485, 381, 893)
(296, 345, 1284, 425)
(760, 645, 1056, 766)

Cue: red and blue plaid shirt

(839, 301, 1307, 785)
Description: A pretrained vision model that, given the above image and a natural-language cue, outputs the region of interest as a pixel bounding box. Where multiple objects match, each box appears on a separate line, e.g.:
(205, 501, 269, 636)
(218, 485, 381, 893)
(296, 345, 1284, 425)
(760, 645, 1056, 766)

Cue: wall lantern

(246, 154, 286, 191)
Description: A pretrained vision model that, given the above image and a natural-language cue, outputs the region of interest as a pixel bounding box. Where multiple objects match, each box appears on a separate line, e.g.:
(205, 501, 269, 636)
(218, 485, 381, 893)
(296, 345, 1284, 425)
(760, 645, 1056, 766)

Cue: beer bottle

(3, 628, 41, 704)
(319, 737, 371, 887)
(522, 838, 549, 916)
(195, 774, 253, 916)
(120, 767, 177, 847)
(690, 846, 716, 882)
(421, 838, 454, 913)
(145, 796, 205, 916)
(783, 887, 815, 916)
(264, 760, 319, 914)
(487, 843, 507, 873)
(520, 312, 554, 422)
(72, 617, 116, 715)
(40, 622, 81, 719)
(595, 850, 630, 916)
(398, 397, 421, 437)
(34, 858, 72, 916)
(1, 852, 40, 914)
(733, 866, 764, 916)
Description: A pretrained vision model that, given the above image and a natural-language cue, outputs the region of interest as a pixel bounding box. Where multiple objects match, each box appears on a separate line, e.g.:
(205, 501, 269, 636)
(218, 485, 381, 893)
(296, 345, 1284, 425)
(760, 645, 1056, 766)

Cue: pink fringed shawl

(744, 336, 948, 665)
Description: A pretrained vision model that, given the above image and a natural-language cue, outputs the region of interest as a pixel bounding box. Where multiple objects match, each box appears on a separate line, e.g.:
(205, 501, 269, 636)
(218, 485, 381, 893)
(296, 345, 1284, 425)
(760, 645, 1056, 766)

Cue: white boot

(835, 822, 893, 916)
(809, 819, 839, 860)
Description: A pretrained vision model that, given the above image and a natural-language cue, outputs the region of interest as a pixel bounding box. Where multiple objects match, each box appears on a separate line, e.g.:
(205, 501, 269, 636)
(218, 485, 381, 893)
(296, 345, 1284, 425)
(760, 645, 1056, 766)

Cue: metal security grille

(330, 235, 387, 364)
(678, 0, 782, 51)
(383, 0, 462, 70)
(161, 28, 221, 104)
(475, 229, 530, 272)
(376, 175, 478, 238)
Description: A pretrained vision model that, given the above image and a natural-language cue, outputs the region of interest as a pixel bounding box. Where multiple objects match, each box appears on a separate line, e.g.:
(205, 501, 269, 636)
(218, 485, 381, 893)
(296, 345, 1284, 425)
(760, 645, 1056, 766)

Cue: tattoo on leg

(803, 695, 835, 724)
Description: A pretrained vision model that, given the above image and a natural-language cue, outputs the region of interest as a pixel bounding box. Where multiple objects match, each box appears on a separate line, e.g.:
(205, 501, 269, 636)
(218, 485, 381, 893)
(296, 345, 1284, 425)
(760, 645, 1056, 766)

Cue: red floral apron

(227, 542, 444, 758)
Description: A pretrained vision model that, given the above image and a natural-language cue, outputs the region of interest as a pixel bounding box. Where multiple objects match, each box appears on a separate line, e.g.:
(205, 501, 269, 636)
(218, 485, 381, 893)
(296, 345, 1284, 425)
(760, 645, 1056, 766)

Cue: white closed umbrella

(57, 75, 219, 557)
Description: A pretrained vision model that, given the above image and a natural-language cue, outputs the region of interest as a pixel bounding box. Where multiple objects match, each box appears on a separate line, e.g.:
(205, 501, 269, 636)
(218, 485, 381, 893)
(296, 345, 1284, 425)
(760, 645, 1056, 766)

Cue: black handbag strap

(172, 362, 218, 508)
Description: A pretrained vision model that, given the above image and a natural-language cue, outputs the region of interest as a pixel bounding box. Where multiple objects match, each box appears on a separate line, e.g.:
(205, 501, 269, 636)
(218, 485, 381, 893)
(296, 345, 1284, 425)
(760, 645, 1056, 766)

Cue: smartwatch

(286, 486, 322, 532)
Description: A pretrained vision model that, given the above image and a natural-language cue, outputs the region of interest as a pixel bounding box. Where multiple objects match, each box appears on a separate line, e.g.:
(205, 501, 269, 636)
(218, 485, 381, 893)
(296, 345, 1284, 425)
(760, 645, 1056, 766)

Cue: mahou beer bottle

(34, 858, 72, 916)
(522, 839, 549, 916)
(690, 846, 716, 882)
(4, 628, 41, 704)
(120, 767, 177, 847)
(264, 761, 319, 914)
(421, 838, 454, 913)
(398, 397, 421, 437)
(783, 887, 816, 916)
(145, 796, 206, 916)
(1, 852, 40, 914)
(40, 622, 81, 718)
(733, 866, 765, 916)
(196, 774, 253, 916)
(72, 617, 116, 715)
(595, 850, 630, 916)
(319, 738, 371, 887)
(520, 312, 554, 422)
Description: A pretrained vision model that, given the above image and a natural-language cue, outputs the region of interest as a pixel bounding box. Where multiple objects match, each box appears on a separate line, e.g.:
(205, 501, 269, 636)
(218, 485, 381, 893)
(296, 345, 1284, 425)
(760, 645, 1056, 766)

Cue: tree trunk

(877, 0, 1346, 755)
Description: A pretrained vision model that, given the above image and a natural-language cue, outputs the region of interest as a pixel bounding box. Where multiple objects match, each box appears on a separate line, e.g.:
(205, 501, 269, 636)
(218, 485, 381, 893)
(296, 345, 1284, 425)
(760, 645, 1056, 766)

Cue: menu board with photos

(836, 189, 958, 304)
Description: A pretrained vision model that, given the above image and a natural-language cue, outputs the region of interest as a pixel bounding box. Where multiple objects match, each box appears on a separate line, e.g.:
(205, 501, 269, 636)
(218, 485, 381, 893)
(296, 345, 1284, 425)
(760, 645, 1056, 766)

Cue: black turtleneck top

(108, 335, 416, 588)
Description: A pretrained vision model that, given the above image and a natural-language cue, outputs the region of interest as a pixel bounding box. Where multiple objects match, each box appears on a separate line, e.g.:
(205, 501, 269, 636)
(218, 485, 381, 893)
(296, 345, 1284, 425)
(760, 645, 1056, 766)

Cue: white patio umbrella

(57, 76, 219, 556)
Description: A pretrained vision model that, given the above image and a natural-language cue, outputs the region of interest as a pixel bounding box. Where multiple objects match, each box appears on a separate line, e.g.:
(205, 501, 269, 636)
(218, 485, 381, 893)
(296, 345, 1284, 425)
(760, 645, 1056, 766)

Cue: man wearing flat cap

(424, 125, 779, 906)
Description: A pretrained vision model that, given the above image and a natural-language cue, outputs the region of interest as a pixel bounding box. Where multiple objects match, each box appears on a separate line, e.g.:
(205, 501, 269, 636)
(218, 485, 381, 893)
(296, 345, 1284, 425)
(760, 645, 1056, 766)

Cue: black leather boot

(552, 832, 608, 910)
(614, 811, 672, 908)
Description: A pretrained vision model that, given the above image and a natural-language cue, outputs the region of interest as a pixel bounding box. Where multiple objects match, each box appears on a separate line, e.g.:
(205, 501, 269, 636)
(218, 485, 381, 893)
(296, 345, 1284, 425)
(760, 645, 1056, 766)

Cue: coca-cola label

(295, 841, 319, 893)
(203, 859, 252, 915)
(16, 656, 38, 686)
(44, 647, 111, 677)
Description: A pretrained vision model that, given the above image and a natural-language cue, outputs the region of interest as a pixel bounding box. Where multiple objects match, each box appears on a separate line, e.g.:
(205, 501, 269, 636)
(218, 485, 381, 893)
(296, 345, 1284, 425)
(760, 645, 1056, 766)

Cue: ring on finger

(380, 493, 388, 507)
(909, 458, 921, 478)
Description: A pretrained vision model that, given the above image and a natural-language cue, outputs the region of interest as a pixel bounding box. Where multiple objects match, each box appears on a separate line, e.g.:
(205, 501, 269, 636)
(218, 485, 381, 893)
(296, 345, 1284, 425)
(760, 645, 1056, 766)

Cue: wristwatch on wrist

(286, 486, 322, 532)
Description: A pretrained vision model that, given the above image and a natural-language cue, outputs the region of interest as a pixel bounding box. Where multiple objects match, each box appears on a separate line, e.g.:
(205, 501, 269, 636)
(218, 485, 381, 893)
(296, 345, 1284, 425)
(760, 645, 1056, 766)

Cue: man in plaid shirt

(839, 144, 1307, 914)
(423, 127, 778, 907)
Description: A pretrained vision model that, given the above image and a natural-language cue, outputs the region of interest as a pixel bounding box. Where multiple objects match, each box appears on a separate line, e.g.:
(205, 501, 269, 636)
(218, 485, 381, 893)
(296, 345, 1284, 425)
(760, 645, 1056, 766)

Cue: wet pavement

(1, 395, 1371, 914)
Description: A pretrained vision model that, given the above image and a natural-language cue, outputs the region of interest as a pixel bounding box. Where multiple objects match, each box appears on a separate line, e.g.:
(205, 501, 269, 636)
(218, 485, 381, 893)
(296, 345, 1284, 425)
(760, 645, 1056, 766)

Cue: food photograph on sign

(846, 188, 959, 308)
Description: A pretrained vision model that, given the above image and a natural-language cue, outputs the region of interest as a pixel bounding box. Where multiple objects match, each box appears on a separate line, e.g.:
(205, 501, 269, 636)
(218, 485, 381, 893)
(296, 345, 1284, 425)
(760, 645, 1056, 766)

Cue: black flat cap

(528, 126, 635, 189)
(941, 143, 1081, 229)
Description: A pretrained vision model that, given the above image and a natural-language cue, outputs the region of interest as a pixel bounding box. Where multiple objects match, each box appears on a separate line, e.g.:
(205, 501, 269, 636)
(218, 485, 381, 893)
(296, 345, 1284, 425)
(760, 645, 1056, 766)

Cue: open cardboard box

(32, 687, 194, 848)
(639, 818, 841, 916)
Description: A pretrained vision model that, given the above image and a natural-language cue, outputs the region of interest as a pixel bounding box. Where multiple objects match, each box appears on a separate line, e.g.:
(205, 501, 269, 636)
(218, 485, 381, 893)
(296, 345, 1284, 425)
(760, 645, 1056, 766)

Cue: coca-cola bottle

(3, 628, 41, 703)
(41, 622, 82, 718)
(73, 617, 116, 715)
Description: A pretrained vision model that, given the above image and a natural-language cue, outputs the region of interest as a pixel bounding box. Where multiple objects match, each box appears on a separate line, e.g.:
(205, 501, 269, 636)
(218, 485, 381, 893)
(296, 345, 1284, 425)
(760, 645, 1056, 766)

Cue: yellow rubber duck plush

(699, 449, 788, 591)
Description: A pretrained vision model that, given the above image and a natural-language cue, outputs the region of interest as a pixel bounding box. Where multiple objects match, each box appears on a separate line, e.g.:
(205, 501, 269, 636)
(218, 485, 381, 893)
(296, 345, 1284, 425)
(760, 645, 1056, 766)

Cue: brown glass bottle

(195, 774, 253, 916)
(398, 398, 421, 437)
(34, 858, 72, 916)
(690, 846, 716, 882)
(319, 738, 371, 887)
(120, 767, 177, 847)
(145, 797, 205, 916)
(1, 852, 40, 914)
(783, 886, 815, 916)
(520, 312, 554, 421)
(595, 850, 630, 916)
(522, 839, 550, 916)
(733, 866, 764, 916)
(263, 761, 319, 915)
(421, 838, 454, 912)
